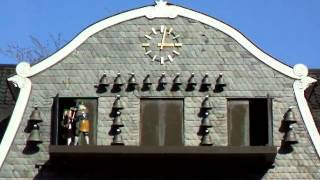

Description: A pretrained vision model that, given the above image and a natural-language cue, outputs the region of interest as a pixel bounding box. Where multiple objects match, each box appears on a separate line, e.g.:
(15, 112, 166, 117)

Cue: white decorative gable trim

(1, 2, 318, 168)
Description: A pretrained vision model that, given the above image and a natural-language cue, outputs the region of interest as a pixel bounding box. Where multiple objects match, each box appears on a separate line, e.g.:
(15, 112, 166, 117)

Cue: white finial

(155, 0, 167, 6)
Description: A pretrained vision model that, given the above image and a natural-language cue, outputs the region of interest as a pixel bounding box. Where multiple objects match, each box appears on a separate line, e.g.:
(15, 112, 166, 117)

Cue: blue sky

(0, 0, 319, 68)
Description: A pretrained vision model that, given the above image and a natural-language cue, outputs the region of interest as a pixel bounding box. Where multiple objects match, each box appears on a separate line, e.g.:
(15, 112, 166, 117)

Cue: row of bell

(283, 107, 298, 143)
(99, 72, 226, 87)
(200, 96, 213, 146)
(112, 95, 125, 145)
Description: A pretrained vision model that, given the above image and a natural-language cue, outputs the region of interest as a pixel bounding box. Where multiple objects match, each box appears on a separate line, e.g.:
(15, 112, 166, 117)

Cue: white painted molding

(0, 75, 31, 169)
(2, 2, 320, 169)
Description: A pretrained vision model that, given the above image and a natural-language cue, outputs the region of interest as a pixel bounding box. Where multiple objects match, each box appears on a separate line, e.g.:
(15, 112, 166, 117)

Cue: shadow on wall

(34, 156, 271, 180)
(0, 115, 10, 143)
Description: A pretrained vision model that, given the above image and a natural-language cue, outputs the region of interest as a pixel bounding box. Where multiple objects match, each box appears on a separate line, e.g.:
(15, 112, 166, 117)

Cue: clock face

(142, 25, 182, 65)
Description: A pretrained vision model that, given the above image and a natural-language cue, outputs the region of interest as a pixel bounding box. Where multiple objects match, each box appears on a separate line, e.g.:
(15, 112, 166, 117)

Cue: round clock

(142, 25, 183, 65)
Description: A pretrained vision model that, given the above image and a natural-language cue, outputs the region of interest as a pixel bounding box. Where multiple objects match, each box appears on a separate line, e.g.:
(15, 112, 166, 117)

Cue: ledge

(49, 145, 277, 166)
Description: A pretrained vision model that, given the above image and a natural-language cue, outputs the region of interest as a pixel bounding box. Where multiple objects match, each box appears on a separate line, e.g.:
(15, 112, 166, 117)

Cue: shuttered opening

(228, 99, 269, 146)
(140, 99, 184, 146)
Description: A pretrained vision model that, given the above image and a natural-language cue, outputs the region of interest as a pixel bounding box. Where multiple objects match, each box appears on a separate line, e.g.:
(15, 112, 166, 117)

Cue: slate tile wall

(1, 16, 319, 179)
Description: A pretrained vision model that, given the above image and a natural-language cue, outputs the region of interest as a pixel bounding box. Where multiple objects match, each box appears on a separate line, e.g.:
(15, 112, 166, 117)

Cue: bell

(128, 73, 138, 85)
(99, 73, 109, 86)
(202, 73, 211, 86)
(284, 107, 296, 123)
(188, 73, 197, 85)
(143, 74, 152, 85)
(173, 73, 182, 85)
(201, 114, 212, 127)
(201, 95, 212, 109)
(200, 129, 213, 146)
(159, 72, 167, 84)
(114, 73, 124, 85)
(29, 107, 43, 122)
(28, 124, 42, 143)
(112, 129, 124, 145)
(284, 126, 298, 143)
(216, 73, 226, 87)
(113, 95, 124, 109)
(113, 111, 124, 127)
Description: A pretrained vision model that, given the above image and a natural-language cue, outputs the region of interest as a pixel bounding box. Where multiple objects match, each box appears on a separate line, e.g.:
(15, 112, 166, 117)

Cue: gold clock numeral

(152, 55, 157, 61)
(168, 27, 173, 35)
(152, 28, 158, 35)
(160, 57, 165, 64)
(145, 35, 152, 40)
(172, 35, 180, 40)
(173, 50, 180, 55)
(142, 43, 150, 47)
(145, 50, 152, 55)
(168, 55, 174, 62)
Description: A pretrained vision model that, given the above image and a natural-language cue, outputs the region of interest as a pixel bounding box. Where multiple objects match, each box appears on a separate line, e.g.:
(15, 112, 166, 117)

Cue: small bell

(284, 107, 296, 123)
(201, 112, 212, 127)
(113, 111, 124, 127)
(128, 73, 138, 85)
(284, 125, 298, 144)
(99, 73, 109, 86)
(159, 72, 167, 85)
(113, 95, 124, 109)
(201, 95, 212, 109)
(216, 73, 226, 87)
(29, 107, 43, 122)
(200, 129, 213, 146)
(143, 74, 152, 85)
(173, 73, 182, 85)
(188, 73, 197, 85)
(28, 124, 42, 143)
(112, 128, 124, 145)
(114, 73, 124, 86)
(201, 73, 211, 86)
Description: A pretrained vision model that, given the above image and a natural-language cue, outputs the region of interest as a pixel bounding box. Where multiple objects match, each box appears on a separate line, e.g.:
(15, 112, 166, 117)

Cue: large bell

(173, 73, 182, 85)
(188, 73, 197, 85)
(114, 73, 124, 85)
(143, 74, 152, 85)
(128, 73, 138, 85)
(216, 73, 226, 87)
(202, 73, 211, 86)
(99, 73, 109, 86)
(201, 114, 212, 127)
(284, 107, 296, 123)
(28, 124, 42, 143)
(284, 126, 298, 143)
(29, 107, 43, 122)
(112, 129, 124, 145)
(201, 95, 212, 109)
(159, 73, 167, 84)
(113, 95, 124, 109)
(113, 111, 124, 127)
(200, 129, 213, 146)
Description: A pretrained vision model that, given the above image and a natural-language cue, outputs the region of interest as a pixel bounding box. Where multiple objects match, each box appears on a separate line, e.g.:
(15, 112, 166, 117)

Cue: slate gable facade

(1, 2, 319, 179)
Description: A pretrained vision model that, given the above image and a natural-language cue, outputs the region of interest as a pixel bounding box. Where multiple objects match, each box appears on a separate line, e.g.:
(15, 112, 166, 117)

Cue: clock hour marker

(172, 35, 180, 40)
(174, 43, 183, 47)
(152, 55, 157, 61)
(173, 50, 180, 55)
(145, 35, 152, 40)
(160, 57, 165, 64)
(168, 28, 173, 35)
(160, 25, 165, 33)
(151, 28, 157, 35)
(168, 55, 173, 62)
(142, 43, 150, 47)
(145, 50, 152, 55)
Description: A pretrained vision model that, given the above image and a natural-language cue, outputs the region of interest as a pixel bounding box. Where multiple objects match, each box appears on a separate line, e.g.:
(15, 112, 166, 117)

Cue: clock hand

(160, 26, 167, 50)
(157, 43, 183, 47)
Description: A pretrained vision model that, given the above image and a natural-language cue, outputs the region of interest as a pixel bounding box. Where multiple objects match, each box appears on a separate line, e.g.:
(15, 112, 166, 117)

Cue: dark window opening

(228, 99, 271, 146)
(52, 97, 97, 145)
(140, 99, 184, 146)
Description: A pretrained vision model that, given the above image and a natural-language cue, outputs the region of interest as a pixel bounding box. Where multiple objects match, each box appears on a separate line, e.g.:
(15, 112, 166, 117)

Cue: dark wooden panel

(140, 99, 183, 146)
(228, 100, 250, 146)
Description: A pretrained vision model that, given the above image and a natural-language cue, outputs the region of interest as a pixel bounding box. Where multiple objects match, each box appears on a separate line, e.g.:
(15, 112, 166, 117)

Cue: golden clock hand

(157, 43, 183, 47)
(160, 26, 167, 50)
